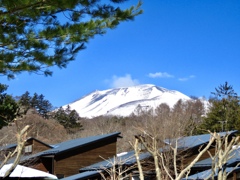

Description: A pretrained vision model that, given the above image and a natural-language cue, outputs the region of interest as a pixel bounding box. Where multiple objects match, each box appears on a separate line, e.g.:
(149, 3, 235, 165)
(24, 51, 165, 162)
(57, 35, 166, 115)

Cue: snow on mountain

(64, 84, 191, 118)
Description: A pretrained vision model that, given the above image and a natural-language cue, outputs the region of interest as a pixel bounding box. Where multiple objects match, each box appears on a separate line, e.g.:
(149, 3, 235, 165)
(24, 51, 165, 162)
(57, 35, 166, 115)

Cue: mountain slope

(64, 84, 191, 118)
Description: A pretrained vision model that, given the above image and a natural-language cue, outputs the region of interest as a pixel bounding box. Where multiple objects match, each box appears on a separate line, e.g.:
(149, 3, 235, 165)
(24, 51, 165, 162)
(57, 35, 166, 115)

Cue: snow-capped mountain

(63, 84, 192, 118)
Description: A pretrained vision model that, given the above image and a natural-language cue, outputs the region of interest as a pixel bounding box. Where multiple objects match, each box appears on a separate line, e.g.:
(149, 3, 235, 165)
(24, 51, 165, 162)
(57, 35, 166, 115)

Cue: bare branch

(3, 125, 30, 178)
(131, 139, 144, 180)
(175, 134, 216, 180)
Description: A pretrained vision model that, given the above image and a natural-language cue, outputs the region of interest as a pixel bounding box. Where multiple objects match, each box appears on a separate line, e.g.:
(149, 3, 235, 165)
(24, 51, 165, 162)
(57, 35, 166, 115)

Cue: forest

(0, 81, 239, 153)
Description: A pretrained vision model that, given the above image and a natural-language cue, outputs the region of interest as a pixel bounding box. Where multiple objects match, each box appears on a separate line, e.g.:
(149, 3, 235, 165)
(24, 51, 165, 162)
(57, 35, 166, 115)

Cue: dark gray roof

(182, 167, 240, 180)
(44, 132, 121, 156)
(27, 137, 54, 148)
(60, 171, 101, 180)
(165, 130, 238, 149)
(193, 148, 240, 168)
(0, 143, 17, 151)
(0, 137, 53, 152)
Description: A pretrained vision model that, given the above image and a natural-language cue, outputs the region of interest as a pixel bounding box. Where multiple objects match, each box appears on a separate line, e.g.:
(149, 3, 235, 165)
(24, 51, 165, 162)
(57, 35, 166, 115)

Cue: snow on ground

(0, 164, 57, 179)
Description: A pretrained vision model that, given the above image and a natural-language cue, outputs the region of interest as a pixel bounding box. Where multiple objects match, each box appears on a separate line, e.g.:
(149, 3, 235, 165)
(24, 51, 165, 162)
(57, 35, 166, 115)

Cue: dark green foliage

(53, 105, 83, 133)
(0, 0, 142, 78)
(32, 93, 53, 118)
(212, 82, 238, 99)
(17, 91, 32, 114)
(199, 82, 240, 132)
(0, 84, 19, 129)
(18, 92, 53, 118)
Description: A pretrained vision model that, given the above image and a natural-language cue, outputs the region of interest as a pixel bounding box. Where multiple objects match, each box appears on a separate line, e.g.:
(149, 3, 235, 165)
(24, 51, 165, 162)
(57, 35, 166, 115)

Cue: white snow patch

(0, 164, 57, 179)
(117, 152, 128, 157)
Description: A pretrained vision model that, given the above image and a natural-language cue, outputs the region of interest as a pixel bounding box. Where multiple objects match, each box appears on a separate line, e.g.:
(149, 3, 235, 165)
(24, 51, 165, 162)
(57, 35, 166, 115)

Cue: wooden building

(24, 137, 53, 154)
(61, 150, 152, 180)
(60, 131, 239, 180)
(0, 137, 53, 161)
(16, 132, 121, 179)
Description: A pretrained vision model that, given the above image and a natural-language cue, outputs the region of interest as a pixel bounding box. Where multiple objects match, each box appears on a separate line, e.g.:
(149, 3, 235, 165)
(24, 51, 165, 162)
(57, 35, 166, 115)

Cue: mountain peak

(65, 84, 190, 118)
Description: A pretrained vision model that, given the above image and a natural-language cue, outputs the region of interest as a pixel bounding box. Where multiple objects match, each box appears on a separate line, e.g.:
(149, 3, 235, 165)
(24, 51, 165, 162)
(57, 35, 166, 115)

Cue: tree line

(0, 84, 82, 133)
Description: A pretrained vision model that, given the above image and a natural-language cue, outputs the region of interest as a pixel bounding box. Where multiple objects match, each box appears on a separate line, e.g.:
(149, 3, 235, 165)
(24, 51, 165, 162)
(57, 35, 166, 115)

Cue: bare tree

(0, 113, 68, 146)
(208, 133, 240, 180)
(132, 129, 240, 180)
(0, 122, 30, 178)
(131, 137, 144, 180)
(99, 155, 138, 180)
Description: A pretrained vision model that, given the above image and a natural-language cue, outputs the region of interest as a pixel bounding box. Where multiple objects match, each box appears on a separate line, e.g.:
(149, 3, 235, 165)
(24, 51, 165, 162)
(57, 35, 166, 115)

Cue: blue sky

(1, 0, 240, 108)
